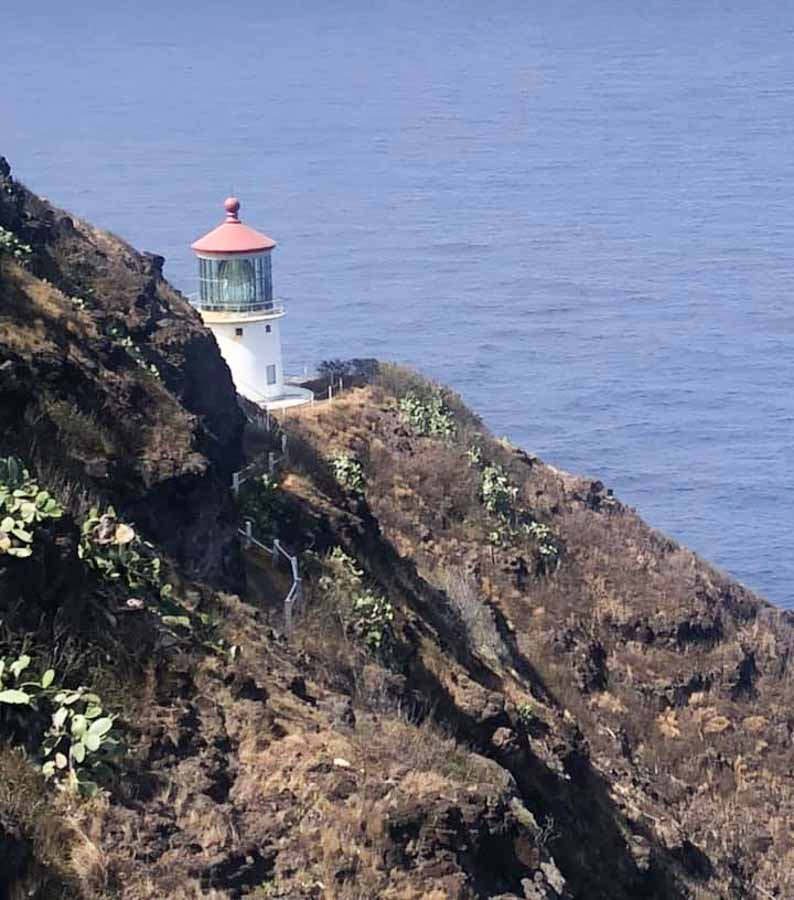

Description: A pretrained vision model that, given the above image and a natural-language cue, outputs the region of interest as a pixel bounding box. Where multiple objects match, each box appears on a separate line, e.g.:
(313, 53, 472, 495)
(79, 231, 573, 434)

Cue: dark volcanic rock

(0, 157, 244, 588)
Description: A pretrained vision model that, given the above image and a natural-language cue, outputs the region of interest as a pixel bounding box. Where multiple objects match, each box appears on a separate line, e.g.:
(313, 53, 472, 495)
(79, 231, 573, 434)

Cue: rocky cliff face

(0, 157, 244, 588)
(1, 166, 792, 900)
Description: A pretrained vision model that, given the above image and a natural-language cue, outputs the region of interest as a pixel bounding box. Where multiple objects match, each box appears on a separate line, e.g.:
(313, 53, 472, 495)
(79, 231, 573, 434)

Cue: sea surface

(3, 1, 793, 606)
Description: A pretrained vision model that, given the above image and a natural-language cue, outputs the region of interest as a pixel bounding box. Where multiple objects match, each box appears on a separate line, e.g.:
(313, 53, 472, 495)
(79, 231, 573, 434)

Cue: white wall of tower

(210, 317, 285, 402)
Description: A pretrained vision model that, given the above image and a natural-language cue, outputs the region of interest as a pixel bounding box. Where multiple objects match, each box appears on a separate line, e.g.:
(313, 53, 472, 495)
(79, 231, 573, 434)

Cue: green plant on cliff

(238, 474, 284, 542)
(319, 548, 394, 653)
(330, 454, 365, 494)
(79, 507, 219, 639)
(467, 450, 561, 569)
(0, 654, 123, 798)
(515, 701, 537, 731)
(398, 390, 455, 440)
(465, 444, 483, 468)
(521, 520, 560, 570)
(349, 589, 395, 652)
(0, 457, 63, 558)
(106, 324, 161, 379)
(79, 506, 161, 590)
(0, 225, 32, 265)
(41, 687, 122, 798)
(480, 463, 518, 520)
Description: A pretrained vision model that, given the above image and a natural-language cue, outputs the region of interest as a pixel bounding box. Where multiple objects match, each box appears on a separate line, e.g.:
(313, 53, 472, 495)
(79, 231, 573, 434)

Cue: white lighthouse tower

(191, 197, 312, 408)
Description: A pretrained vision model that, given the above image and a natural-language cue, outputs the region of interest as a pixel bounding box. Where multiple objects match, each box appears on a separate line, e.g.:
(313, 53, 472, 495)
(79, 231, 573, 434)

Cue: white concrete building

(191, 197, 312, 409)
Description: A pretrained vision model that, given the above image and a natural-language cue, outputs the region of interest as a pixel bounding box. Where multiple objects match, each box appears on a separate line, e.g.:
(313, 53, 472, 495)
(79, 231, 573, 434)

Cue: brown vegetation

(3, 158, 794, 899)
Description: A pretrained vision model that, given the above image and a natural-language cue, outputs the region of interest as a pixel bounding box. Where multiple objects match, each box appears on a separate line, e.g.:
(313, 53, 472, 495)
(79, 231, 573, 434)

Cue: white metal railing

(232, 433, 288, 495)
(274, 538, 303, 634)
(186, 293, 286, 316)
(240, 523, 303, 635)
(240, 402, 272, 431)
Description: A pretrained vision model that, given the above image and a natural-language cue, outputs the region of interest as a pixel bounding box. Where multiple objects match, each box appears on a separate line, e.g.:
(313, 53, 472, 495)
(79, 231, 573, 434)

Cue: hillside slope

(0, 156, 243, 586)
(277, 375, 794, 899)
(1, 160, 792, 900)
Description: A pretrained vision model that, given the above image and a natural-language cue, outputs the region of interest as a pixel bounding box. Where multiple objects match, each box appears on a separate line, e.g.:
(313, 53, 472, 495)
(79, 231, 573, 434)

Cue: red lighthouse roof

(191, 198, 277, 255)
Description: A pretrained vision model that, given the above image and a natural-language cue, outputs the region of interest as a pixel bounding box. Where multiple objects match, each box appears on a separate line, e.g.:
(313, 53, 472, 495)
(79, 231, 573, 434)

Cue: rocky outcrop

(0, 156, 244, 588)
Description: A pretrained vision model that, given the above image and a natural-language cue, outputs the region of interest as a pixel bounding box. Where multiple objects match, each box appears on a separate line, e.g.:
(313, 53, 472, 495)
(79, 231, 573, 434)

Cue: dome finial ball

(224, 197, 241, 220)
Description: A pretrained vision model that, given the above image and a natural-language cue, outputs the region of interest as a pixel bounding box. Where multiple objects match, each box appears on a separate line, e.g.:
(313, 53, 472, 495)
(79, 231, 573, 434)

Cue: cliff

(0, 157, 244, 588)
(1, 161, 793, 900)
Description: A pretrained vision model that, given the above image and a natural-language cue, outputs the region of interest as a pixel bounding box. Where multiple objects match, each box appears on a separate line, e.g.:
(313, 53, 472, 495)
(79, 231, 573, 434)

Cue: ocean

(4, 0, 793, 605)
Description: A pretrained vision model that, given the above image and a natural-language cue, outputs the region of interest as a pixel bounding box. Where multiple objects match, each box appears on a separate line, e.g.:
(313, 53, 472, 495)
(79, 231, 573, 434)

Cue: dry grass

(352, 710, 505, 788)
(0, 747, 80, 897)
(135, 376, 200, 478)
(0, 259, 96, 357)
(438, 569, 510, 671)
(42, 398, 119, 462)
(67, 807, 111, 897)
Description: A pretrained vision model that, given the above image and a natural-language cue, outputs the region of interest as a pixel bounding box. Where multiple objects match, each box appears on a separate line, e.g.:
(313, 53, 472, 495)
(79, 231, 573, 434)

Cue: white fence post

(285, 593, 293, 636)
(232, 471, 240, 496)
(244, 519, 253, 548)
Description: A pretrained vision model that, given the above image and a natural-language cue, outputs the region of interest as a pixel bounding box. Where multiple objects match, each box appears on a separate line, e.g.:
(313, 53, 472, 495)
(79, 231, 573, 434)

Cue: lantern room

(192, 198, 277, 313)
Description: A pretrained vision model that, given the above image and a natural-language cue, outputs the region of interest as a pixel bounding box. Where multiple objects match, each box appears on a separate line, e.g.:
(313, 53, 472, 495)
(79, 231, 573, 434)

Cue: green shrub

(377, 365, 482, 439)
(522, 521, 560, 570)
(480, 463, 518, 520)
(0, 226, 32, 265)
(238, 474, 283, 541)
(319, 548, 394, 654)
(465, 445, 483, 468)
(330, 454, 365, 493)
(467, 451, 561, 569)
(0, 457, 63, 558)
(349, 589, 395, 652)
(323, 546, 363, 583)
(317, 358, 378, 383)
(0, 653, 122, 798)
(398, 390, 455, 439)
(105, 324, 160, 379)
(516, 702, 535, 730)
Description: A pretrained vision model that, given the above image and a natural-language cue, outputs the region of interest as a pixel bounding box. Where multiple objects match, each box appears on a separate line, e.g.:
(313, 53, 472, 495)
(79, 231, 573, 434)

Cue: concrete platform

(261, 385, 314, 411)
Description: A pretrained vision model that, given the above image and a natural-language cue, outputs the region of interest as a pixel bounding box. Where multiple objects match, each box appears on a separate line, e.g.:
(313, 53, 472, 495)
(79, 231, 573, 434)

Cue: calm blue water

(4, 1, 793, 606)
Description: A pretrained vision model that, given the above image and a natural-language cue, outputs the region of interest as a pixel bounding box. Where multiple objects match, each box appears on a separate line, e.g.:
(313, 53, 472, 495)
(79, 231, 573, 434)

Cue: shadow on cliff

(279, 443, 699, 899)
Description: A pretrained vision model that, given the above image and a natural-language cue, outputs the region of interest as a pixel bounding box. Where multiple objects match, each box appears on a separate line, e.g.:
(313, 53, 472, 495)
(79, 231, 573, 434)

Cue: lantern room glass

(198, 254, 273, 311)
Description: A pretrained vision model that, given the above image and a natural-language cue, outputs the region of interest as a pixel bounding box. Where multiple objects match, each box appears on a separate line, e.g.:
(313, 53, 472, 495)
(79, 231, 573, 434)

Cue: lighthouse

(191, 198, 312, 408)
